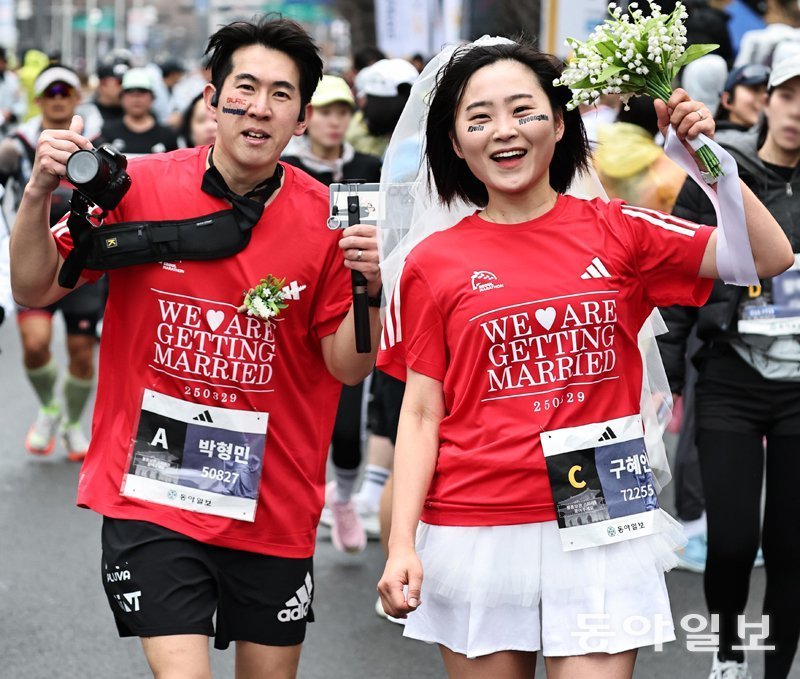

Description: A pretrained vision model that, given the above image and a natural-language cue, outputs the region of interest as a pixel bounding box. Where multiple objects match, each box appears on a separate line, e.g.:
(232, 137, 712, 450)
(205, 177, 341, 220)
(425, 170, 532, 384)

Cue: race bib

(541, 414, 659, 551)
(738, 255, 800, 336)
(121, 389, 268, 522)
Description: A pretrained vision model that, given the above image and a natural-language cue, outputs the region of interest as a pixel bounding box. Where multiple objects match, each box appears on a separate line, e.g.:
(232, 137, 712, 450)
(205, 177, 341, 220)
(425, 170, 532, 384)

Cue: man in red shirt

(10, 17, 382, 678)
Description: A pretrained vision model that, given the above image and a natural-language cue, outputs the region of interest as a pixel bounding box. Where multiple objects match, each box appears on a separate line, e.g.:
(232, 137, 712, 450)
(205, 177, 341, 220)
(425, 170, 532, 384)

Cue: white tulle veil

(376, 36, 674, 491)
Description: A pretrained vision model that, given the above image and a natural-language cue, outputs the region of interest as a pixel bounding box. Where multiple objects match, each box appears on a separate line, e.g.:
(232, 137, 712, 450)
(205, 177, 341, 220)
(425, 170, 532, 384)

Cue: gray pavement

(0, 316, 797, 679)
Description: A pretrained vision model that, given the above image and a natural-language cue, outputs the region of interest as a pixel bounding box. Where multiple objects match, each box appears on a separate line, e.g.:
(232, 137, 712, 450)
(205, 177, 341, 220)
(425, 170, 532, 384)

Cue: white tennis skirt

(403, 510, 685, 659)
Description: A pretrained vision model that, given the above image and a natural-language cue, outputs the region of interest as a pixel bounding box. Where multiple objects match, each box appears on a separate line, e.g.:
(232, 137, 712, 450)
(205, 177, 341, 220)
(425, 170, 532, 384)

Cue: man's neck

(208, 146, 282, 197)
(123, 113, 155, 133)
(97, 95, 120, 108)
(309, 138, 341, 162)
(759, 137, 800, 169)
(42, 118, 70, 131)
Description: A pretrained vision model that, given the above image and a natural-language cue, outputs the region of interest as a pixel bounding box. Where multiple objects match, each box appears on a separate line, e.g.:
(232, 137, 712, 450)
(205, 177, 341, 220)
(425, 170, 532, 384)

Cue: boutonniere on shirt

(239, 275, 288, 320)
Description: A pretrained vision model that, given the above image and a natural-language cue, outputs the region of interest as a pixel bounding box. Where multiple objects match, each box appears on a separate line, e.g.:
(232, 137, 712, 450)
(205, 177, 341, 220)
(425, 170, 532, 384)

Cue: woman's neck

(309, 138, 341, 162)
(482, 181, 559, 224)
(759, 136, 800, 169)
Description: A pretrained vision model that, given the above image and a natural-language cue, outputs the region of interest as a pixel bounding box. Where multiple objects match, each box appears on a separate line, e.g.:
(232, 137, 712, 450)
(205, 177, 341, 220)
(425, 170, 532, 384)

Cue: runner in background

(282, 74, 381, 554)
(659, 55, 800, 679)
(0, 64, 103, 461)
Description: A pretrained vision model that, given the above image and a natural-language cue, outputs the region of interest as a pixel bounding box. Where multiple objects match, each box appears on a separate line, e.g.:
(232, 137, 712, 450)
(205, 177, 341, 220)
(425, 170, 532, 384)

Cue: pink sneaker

(326, 481, 367, 554)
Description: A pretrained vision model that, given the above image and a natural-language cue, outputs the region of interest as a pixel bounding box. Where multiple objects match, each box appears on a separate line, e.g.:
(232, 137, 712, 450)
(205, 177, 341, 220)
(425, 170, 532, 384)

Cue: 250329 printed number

(184, 386, 238, 403)
(533, 391, 585, 412)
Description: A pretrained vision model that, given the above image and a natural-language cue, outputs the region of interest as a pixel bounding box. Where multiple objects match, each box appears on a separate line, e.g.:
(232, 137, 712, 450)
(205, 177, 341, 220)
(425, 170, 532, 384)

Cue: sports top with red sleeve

(51, 147, 352, 558)
(378, 194, 714, 527)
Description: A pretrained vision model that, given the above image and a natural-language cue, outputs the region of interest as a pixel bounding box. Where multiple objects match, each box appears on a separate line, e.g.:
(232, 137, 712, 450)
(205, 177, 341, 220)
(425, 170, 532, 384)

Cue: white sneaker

(709, 654, 751, 679)
(61, 422, 90, 462)
(25, 406, 61, 456)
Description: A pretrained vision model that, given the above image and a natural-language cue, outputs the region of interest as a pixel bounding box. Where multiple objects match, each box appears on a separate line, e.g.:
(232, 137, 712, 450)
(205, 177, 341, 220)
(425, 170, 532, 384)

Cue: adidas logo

(581, 257, 612, 280)
(277, 572, 313, 622)
(598, 426, 617, 442)
(193, 410, 213, 423)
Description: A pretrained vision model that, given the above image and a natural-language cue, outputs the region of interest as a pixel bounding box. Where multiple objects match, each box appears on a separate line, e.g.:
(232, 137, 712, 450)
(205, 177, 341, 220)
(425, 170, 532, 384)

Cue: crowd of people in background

(1, 1, 800, 677)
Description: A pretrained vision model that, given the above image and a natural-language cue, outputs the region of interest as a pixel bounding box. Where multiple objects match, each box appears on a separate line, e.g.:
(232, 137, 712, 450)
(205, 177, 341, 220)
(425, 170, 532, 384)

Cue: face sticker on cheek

(221, 104, 247, 116)
(519, 114, 550, 125)
(467, 124, 485, 132)
(226, 97, 247, 106)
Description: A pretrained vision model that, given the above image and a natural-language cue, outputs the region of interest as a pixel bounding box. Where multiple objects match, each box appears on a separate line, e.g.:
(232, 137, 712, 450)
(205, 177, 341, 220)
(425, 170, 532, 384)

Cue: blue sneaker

(753, 548, 764, 569)
(676, 533, 707, 573)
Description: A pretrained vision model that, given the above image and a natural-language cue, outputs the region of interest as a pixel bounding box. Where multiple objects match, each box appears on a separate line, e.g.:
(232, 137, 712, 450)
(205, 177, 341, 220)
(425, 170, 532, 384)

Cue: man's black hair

(425, 41, 590, 207)
(204, 15, 323, 116)
(353, 46, 385, 72)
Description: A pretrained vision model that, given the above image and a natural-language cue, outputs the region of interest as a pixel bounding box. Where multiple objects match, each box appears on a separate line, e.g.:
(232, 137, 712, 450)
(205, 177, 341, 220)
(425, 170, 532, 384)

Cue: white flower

(251, 296, 273, 319)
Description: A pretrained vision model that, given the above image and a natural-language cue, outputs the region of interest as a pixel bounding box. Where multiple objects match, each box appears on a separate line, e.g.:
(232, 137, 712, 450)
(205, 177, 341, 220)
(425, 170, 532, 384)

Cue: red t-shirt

(52, 147, 351, 557)
(378, 194, 713, 526)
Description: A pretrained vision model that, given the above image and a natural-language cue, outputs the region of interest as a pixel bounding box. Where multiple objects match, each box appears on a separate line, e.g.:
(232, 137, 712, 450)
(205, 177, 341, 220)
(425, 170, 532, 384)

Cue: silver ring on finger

(357, 249, 363, 261)
(695, 108, 705, 121)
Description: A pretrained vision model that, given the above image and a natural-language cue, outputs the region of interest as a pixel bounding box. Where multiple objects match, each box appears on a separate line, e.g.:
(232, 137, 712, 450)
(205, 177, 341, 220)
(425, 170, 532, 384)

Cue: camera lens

(66, 150, 101, 186)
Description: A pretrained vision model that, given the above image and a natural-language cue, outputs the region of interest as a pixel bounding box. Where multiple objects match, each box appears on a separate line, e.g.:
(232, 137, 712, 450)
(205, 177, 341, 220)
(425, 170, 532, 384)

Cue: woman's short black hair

(204, 15, 322, 114)
(425, 41, 590, 207)
(179, 93, 205, 148)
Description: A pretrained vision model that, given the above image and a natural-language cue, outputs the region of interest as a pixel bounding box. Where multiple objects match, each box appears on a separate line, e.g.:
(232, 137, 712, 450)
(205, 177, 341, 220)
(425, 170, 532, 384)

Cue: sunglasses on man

(42, 83, 75, 99)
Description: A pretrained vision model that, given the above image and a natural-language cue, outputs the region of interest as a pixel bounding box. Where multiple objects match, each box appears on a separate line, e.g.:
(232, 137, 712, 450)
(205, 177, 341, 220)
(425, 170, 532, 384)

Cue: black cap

(724, 64, 771, 94)
(160, 59, 185, 78)
(97, 62, 128, 80)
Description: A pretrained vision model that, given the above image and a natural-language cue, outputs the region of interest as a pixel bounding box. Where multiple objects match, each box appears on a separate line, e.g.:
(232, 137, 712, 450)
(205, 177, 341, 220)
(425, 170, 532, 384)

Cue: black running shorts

(17, 277, 107, 336)
(101, 517, 314, 649)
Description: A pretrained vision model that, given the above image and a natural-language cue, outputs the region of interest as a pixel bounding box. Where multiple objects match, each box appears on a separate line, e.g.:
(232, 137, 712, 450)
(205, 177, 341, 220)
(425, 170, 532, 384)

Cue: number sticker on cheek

(467, 124, 485, 132)
(519, 114, 550, 125)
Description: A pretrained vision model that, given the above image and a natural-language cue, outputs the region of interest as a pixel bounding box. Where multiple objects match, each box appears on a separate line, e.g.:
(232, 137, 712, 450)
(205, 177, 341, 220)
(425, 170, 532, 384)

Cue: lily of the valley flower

(555, 0, 723, 176)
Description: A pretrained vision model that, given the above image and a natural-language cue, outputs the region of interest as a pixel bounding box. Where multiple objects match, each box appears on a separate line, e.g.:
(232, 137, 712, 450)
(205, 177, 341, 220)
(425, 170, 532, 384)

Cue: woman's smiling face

(451, 59, 564, 200)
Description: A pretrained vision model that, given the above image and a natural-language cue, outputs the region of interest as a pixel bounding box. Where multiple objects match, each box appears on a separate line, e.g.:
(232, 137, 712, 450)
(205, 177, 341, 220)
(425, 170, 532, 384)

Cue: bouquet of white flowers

(555, 0, 722, 177)
(240, 275, 288, 321)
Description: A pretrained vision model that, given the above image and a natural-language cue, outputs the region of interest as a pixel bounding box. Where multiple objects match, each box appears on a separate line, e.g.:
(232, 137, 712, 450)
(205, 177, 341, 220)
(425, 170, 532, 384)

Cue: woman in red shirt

(377, 39, 792, 678)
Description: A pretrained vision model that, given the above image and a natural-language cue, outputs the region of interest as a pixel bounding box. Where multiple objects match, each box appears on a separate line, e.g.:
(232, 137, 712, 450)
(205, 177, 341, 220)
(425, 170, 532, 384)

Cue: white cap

(122, 67, 155, 92)
(355, 58, 418, 98)
(769, 53, 800, 89)
(681, 55, 728, 111)
(34, 66, 81, 97)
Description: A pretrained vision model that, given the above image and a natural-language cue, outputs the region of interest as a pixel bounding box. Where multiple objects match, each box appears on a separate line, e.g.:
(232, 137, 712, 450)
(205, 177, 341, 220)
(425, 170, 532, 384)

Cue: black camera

(65, 144, 131, 211)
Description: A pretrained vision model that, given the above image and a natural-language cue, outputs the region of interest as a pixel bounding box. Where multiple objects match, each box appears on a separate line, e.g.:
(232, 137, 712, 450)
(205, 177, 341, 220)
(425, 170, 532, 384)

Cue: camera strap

(58, 152, 284, 288)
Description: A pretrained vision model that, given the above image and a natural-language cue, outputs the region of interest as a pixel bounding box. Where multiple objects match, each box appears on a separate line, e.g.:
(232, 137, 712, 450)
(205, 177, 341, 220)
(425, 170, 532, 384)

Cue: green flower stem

(698, 145, 724, 178)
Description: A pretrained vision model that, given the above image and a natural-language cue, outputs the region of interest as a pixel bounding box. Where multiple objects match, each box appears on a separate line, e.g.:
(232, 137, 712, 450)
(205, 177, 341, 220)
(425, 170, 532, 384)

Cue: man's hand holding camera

(28, 114, 93, 197)
(338, 223, 381, 297)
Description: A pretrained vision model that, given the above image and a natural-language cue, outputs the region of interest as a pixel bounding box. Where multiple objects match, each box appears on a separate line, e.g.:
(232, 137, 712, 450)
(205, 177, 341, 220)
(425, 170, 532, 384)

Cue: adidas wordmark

(277, 572, 313, 622)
